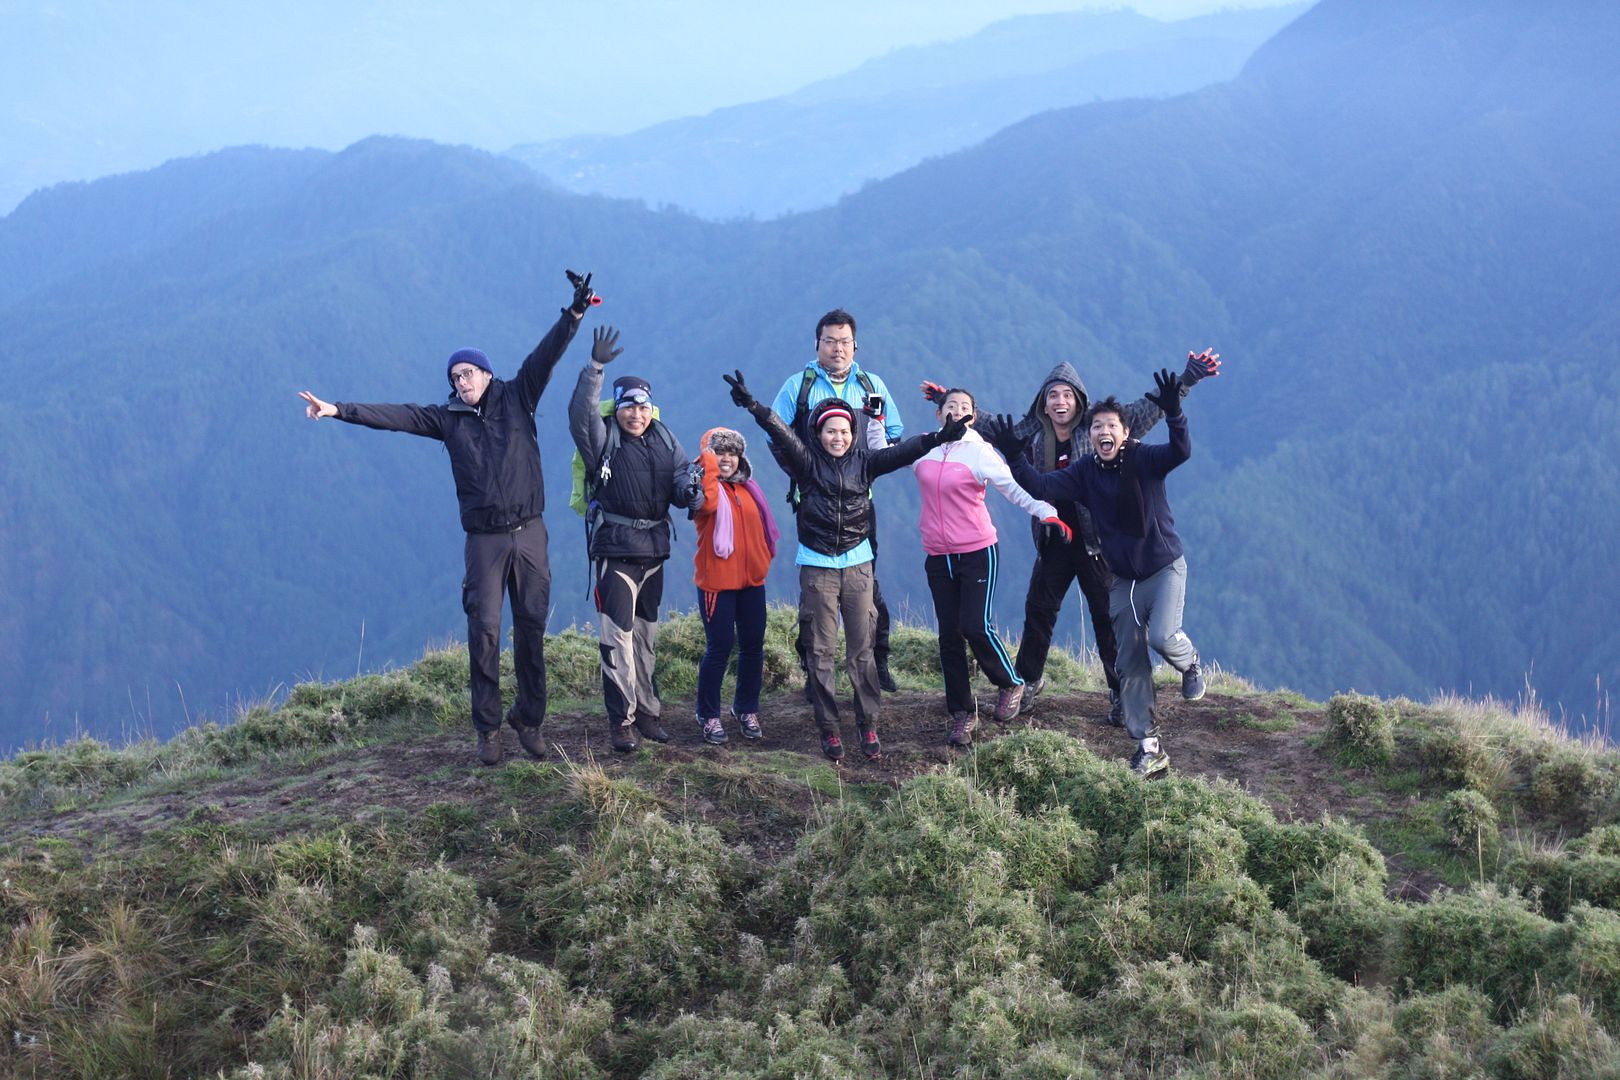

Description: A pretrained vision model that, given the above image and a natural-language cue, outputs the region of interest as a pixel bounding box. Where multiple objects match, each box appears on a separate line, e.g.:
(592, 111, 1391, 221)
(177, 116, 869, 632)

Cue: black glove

(723, 370, 768, 417)
(1040, 517, 1074, 548)
(565, 269, 598, 315)
(591, 326, 622, 366)
(937, 413, 969, 444)
(987, 412, 1029, 461)
(1181, 348, 1221, 389)
(1145, 368, 1182, 418)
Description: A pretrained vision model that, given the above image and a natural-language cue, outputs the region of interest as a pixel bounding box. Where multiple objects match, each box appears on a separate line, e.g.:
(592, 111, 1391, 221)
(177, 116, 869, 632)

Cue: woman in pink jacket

(913, 389, 1071, 747)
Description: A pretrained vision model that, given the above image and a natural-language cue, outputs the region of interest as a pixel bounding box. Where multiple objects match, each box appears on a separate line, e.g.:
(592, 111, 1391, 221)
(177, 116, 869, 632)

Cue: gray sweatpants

(800, 563, 881, 738)
(1108, 556, 1198, 741)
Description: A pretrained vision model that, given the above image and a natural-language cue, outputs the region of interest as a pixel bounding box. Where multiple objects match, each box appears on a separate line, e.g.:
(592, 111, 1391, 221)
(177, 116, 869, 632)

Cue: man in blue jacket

(297, 270, 597, 767)
(771, 309, 904, 692)
(993, 366, 1209, 779)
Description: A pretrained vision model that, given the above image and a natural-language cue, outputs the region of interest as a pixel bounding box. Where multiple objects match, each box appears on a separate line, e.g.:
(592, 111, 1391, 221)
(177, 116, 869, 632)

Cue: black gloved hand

(1182, 348, 1220, 388)
(937, 413, 969, 444)
(591, 326, 622, 365)
(987, 412, 1030, 461)
(1145, 368, 1182, 417)
(565, 269, 598, 315)
(724, 370, 768, 416)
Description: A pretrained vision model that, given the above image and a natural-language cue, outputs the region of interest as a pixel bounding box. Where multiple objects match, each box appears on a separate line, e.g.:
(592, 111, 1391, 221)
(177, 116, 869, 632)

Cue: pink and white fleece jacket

(912, 428, 1058, 556)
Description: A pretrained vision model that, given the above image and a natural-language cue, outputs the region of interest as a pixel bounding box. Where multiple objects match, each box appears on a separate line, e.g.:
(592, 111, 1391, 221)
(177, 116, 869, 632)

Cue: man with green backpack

(568, 326, 700, 752)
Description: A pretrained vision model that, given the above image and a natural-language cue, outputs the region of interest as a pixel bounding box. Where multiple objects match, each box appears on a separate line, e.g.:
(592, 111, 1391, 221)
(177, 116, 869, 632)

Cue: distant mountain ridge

(2, 0, 1617, 745)
(505, 5, 1309, 220)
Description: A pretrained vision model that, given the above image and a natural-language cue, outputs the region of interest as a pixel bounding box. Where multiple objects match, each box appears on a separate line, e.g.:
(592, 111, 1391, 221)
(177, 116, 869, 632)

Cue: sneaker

(1130, 745, 1170, 779)
(610, 720, 638, 754)
(994, 684, 1025, 723)
(1182, 660, 1206, 702)
(633, 713, 671, 743)
(877, 659, 899, 693)
(513, 724, 546, 760)
(733, 709, 763, 740)
(1105, 692, 1124, 728)
(947, 711, 975, 747)
(859, 727, 883, 759)
(699, 716, 728, 746)
(1024, 676, 1046, 704)
(476, 730, 503, 767)
(820, 732, 845, 762)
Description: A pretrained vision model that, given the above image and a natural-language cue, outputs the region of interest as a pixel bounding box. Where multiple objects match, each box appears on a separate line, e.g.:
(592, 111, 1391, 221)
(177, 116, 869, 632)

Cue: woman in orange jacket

(691, 427, 780, 744)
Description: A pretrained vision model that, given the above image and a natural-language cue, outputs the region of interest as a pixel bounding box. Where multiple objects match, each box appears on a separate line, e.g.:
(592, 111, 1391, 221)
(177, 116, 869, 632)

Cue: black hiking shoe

(610, 720, 638, 754)
(633, 713, 671, 743)
(733, 709, 763, 740)
(1182, 660, 1206, 702)
(1105, 692, 1124, 727)
(859, 727, 882, 759)
(1130, 745, 1169, 779)
(477, 730, 504, 767)
(947, 711, 975, 748)
(877, 659, 898, 693)
(699, 715, 729, 746)
(1024, 676, 1046, 704)
(820, 732, 845, 762)
(513, 725, 546, 760)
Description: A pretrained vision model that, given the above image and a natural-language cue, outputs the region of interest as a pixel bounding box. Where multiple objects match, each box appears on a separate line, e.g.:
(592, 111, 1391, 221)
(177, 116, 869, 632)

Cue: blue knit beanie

(446, 347, 493, 386)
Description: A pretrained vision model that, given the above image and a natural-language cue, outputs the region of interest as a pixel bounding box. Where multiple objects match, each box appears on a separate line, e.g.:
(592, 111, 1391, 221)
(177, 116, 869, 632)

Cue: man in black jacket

(569, 328, 700, 753)
(297, 270, 597, 766)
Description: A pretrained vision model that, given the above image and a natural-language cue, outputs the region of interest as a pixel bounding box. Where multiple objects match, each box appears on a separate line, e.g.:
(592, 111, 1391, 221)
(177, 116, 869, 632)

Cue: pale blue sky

(2, 1, 1295, 211)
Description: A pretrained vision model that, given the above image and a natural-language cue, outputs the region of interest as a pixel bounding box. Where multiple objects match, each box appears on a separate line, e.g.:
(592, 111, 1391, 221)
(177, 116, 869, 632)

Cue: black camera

(863, 394, 885, 417)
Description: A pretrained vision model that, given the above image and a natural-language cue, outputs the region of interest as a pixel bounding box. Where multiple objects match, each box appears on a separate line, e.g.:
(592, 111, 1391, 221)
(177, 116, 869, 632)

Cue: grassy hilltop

(3, 608, 1619, 1077)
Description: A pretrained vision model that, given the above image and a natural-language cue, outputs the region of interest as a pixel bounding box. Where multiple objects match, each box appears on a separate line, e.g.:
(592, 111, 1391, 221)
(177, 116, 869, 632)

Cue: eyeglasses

(818, 336, 856, 350)
(451, 368, 485, 384)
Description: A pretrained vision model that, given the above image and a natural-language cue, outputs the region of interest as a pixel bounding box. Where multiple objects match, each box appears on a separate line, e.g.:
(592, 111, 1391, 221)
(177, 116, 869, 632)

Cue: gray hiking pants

(1109, 556, 1198, 741)
(800, 563, 881, 738)
(595, 558, 664, 727)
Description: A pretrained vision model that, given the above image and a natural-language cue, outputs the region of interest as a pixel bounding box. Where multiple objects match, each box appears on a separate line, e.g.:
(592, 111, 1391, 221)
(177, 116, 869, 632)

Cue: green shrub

(1326, 693, 1395, 769)
(1528, 742, 1609, 822)
(1443, 787, 1502, 856)
(1392, 887, 1553, 1014)
(1542, 903, 1620, 1031)
(1243, 815, 1387, 906)
(1391, 986, 1499, 1078)
(1293, 854, 1397, 983)
(1484, 993, 1620, 1080)
(1499, 836, 1620, 920)
(1416, 714, 1502, 794)
(391, 859, 494, 978)
(1203, 1000, 1313, 1079)
(0, 736, 150, 810)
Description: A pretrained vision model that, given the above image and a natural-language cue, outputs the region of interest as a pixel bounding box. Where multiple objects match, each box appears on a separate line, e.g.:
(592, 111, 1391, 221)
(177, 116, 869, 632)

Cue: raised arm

(1138, 369, 1192, 475)
(667, 432, 699, 511)
(1119, 348, 1221, 438)
(568, 351, 610, 469)
(511, 307, 583, 413)
(726, 370, 811, 479)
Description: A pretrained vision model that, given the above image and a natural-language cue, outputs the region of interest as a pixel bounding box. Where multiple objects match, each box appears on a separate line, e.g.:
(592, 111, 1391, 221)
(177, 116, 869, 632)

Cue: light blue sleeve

(872, 373, 904, 440)
(771, 373, 801, 425)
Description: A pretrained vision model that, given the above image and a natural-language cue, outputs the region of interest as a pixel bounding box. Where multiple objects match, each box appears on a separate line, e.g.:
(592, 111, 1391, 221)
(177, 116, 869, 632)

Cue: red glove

(919, 380, 948, 404)
(1040, 517, 1073, 545)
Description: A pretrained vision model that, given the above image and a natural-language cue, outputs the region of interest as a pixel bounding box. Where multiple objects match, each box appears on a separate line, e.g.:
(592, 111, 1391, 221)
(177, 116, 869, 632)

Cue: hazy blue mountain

(505, 5, 1309, 220)
(2, 0, 1616, 747)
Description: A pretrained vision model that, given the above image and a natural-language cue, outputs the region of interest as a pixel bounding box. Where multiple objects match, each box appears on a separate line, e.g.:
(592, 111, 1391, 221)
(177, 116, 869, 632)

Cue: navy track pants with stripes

(925, 543, 1021, 715)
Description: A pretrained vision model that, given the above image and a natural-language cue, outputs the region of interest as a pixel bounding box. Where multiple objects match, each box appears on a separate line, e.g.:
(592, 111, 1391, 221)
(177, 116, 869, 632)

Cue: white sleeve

(979, 444, 1057, 520)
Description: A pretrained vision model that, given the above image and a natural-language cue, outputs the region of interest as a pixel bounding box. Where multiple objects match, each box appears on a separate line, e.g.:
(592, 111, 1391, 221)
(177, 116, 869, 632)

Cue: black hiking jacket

(336, 310, 580, 533)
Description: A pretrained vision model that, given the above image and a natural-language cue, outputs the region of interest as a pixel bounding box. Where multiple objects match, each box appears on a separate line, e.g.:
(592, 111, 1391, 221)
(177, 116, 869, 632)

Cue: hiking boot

(859, 726, 882, 759)
(610, 720, 638, 754)
(877, 658, 898, 693)
(699, 716, 728, 746)
(1106, 692, 1124, 728)
(1182, 660, 1206, 702)
(947, 711, 975, 748)
(1130, 745, 1170, 779)
(1024, 676, 1046, 704)
(513, 724, 546, 760)
(476, 730, 503, 767)
(994, 684, 1025, 723)
(820, 732, 845, 762)
(733, 709, 763, 740)
(633, 713, 671, 743)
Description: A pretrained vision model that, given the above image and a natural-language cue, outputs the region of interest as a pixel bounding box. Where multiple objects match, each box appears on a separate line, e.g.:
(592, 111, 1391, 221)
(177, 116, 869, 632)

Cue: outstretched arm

(300, 390, 337, 420)
(1121, 348, 1221, 437)
(727, 370, 812, 479)
(979, 447, 1058, 521)
(305, 389, 446, 439)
